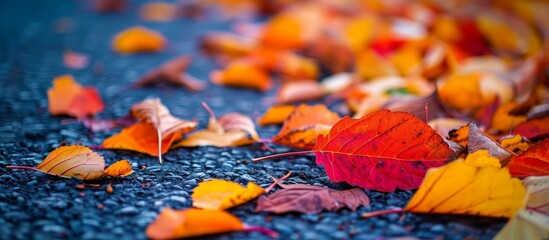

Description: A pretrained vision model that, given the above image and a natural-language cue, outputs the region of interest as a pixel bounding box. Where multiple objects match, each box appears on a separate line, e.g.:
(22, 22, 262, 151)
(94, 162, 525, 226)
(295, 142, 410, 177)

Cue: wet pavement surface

(0, 1, 506, 239)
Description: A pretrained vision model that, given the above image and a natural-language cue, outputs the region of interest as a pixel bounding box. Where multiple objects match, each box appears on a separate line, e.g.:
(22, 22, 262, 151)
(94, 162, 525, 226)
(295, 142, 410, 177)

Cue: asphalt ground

(0, 1, 506, 239)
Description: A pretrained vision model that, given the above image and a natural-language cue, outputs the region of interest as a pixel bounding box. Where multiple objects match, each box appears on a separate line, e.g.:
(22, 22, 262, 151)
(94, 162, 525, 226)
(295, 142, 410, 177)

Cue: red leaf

(507, 139, 549, 177)
(514, 117, 549, 141)
(312, 109, 453, 192)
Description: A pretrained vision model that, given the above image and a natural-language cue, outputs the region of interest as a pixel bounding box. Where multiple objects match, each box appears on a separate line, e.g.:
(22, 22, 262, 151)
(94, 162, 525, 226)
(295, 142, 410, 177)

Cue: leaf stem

(244, 225, 279, 238)
(5, 166, 38, 171)
(265, 171, 292, 193)
(252, 151, 312, 162)
(362, 208, 404, 218)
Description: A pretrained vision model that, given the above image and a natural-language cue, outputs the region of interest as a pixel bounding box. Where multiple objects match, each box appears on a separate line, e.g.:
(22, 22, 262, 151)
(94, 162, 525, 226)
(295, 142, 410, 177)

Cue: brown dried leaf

(468, 123, 515, 166)
(134, 55, 206, 92)
(255, 183, 369, 214)
(173, 103, 258, 147)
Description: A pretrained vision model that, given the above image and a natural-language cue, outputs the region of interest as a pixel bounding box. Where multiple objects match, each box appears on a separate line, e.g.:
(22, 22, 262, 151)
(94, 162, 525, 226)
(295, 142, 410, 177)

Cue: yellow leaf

(192, 179, 265, 210)
(173, 103, 258, 148)
(146, 208, 245, 239)
(464, 150, 502, 168)
(405, 160, 526, 218)
(500, 135, 530, 153)
(104, 160, 134, 177)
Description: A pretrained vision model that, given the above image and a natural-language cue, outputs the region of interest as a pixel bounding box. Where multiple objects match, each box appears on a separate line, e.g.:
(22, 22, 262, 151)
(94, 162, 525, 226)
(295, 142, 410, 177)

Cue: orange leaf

(130, 98, 197, 163)
(200, 32, 254, 62)
(507, 139, 549, 177)
(490, 102, 527, 132)
(7, 146, 105, 180)
(439, 73, 485, 110)
(260, 14, 304, 49)
(192, 179, 265, 210)
(276, 53, 319, 80)
(404, 160, 526, 218)
(210, 61, 271, 92)
(47, 75, 104, 118)
(104, 159, 134, 177)
(102, 122, 184, 157)
(146, 208, 245, 239)
(112, 26, 166, 54)
(257, 105, 295, 126)
(272, 104, 340, 149)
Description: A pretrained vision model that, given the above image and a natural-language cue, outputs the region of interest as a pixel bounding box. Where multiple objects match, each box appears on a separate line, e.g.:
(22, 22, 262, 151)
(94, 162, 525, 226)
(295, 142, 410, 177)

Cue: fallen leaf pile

(11, 0, 549, 238)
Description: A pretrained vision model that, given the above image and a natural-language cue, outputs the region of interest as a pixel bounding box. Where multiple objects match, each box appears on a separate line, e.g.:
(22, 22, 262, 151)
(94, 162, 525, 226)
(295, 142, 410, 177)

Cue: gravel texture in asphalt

(0, 0, 507, 239)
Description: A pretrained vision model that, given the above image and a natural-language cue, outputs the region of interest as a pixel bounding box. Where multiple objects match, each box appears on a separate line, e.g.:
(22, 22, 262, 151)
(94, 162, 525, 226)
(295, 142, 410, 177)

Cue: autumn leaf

(173, 102, 258, 147)
(6, 146, 105, 180)
(523, 176, 549, 214)
(464, 150, 502, 168)
(257, 105, 295, 126)
(403, 160, 526, 218)
(210, 61, 271, 92)
(139, 2, 177, 22)
(133, 55, 206, 92)
(490, 102, 527, 132)
(438, 73, 485, 110)
(146, 208, 277, 239)
(48, 75, 104, 119)
(507, 139, 549, 177)
(276, 53, 319, 80)
(63, 50, 89, 70)
(112, 26, 166, 54)
(255, 183, 369, 214)
(467, 122, 515, 166)
(272, 104, 340, 149)
(514, 116, 549, 141)
(276, 81, 324, 104)
(260, 14, 304, 49)
(102, 123, 184, 161)
(493, 210, 549, 240)
(500, 135, 530, 154)
(448, 124, 469, 148)
(192, 179, 265, 210)
(104, 159, 134, 177)
(129, 98, 197, 163)
(200, 32, 253, 62)
(256, 109, 454, 192)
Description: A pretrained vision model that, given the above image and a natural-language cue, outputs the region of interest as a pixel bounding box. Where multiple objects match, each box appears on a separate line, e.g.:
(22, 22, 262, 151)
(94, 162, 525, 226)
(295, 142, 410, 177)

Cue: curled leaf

(130, 98, 197, 163)
(104, 159, 134, 177)
(276, 81, 324, 104)
(174, 103, 258, 147)
(405, 160, 526, 218)
(272, 104, 340, 149)
(7, 146, 105, 180)
(134, 55, 206, 92)
(192, 179, 264, 210)
(467, 123, 515, 166)
(112, 26, 166, 54)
